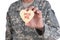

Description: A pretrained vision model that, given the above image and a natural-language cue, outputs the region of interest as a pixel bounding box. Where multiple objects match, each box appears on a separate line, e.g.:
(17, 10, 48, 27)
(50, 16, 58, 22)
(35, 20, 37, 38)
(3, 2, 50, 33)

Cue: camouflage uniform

(6, 0, 60, 40)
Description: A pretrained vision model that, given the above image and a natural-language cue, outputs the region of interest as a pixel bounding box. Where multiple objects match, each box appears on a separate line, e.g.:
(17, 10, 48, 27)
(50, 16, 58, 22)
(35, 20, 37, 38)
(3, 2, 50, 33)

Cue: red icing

(24, 13, 30, 19)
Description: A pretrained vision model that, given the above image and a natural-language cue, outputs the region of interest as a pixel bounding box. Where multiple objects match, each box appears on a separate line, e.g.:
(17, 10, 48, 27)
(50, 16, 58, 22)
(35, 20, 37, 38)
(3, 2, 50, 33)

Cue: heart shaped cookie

(20, 9, 34, 23)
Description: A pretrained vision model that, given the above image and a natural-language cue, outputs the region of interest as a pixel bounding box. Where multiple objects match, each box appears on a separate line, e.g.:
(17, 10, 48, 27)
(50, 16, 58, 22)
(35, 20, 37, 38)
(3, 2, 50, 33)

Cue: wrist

(36, 26, 45, 35)
(37, 25, 44, 31)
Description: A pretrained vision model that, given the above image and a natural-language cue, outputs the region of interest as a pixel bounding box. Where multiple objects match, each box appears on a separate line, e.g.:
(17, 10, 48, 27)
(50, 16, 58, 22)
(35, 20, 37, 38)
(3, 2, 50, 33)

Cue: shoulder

(43, 0, 50, 4)
(38, 0, 51, 10)
(43, 1, 51, 8)
(8, 1, 19, 10)
(7, 1, 19, 16)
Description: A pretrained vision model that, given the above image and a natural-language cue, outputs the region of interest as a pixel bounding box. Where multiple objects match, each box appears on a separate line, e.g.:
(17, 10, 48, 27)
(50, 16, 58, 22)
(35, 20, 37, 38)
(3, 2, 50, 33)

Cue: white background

(0, 0, 60, 40)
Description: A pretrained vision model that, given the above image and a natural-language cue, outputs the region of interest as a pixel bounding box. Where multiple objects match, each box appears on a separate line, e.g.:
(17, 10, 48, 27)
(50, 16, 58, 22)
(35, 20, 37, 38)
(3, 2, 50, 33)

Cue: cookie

(20, 9, 34, 23)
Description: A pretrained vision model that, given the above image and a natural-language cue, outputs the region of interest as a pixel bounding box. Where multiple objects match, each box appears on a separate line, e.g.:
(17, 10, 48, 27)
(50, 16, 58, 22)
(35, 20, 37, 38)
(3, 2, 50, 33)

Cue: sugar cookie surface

(20, 9, 34, 23)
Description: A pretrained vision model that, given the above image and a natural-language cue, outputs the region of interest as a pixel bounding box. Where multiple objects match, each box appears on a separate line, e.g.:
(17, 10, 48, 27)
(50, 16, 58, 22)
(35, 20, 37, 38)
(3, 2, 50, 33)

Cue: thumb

(25, 22, 31, 26)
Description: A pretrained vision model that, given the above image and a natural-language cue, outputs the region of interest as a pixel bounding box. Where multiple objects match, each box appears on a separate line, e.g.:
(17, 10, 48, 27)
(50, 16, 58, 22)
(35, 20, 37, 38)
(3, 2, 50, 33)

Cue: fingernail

(29, 6, 34, 10)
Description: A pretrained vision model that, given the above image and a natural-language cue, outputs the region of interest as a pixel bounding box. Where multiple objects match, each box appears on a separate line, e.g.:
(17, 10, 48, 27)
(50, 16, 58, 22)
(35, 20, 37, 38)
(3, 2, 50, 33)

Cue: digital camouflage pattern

(6, 0, 60, 40)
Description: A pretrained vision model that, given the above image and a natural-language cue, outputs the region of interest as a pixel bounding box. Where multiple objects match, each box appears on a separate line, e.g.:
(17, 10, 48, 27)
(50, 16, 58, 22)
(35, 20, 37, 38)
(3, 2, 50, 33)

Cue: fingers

(33, 7, 38, 12)
(25, 6, 38, 12)
(36, 10, 42, 15)
(28, 6, 38, 12)
(28, 6, 35, 10)
(25, 6, 34, 11)
(28, 6, 42, 14)
(25, 6, 42, 15)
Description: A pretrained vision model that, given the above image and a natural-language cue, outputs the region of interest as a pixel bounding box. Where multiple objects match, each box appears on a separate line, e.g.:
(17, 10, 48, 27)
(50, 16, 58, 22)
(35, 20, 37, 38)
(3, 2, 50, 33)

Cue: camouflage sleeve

(6, 4, 14, 40)
(6, 12, 12, 40)
(36, 26, 45, 35)
(44, 1, 60, 40)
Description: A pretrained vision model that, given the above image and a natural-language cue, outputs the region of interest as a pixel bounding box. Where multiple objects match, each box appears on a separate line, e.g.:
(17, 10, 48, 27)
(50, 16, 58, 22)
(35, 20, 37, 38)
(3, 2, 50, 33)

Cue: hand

(25, 6, 44, 29)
